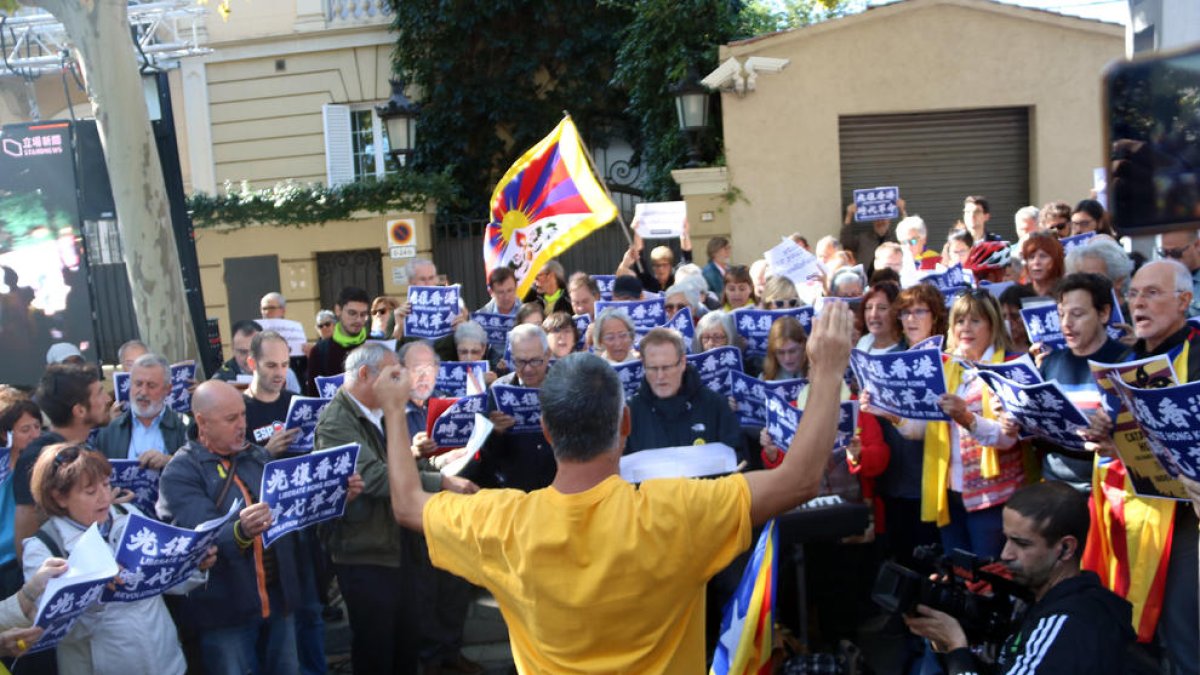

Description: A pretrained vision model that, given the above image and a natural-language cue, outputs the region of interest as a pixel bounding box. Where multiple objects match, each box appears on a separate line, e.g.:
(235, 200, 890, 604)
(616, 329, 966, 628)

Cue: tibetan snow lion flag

(711, 519, 778, 675)
(485, 116, 618, 297)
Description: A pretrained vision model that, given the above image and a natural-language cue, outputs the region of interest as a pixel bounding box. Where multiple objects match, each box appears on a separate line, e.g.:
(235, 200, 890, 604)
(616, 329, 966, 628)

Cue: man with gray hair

(376, 303, 854, 671)
(259, 292, 287, 319)
(95, 352, 187, 468)
(314, 342, 446, 675)
(1157, 228, 1200, 317)
(896, 216, 938, 268)
(459, 324, 556, 491)
(1014, 205, 1040, 242)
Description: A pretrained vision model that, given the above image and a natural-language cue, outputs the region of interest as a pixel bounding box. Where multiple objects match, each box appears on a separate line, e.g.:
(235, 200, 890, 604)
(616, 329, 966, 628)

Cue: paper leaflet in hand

(611, 360, 645, 401)
(592, 275, 616, 301)
(167, 361, 197, 414)
(1109, 377, 1200, 491)
(472, 312, 515, 353)
(27, 524, 119, 654)
(730, 372, 807, 428)
(260, 444, 360, 547)
(428, 394, 487, 451)
(852, 186, 899, 222)
(618, 443, 738, 483)
(731, 307, 812, 357)
(104, 500, 240, 603)
(965, 353, 1043, 386)
(314, 374, 344, 400)
(1020, 299, 1065, 350)
(255, 318, 308, 356)
(909, 335, 943, 351)
(1089, 355, 1187, 500)
(633, 201, 687, 238)
(283, 396, 334, 453)
(492, 384, 542, 434)
(659, 307, 694, 352)
(764, 237, 824, 289)
(572, 313, 592, 351)
(595, 298, 665, 342)
(436, 361, 489, 397)
(1060, 232, 1096, 252)
(404, 284, 461, 339)
(975, 371, 1089, 450)
(763, 391, 857, 452)
(687, 347, 744, 398)
(850, 347, 950, 421)
(109, 460, 161, 519)
(440, 414, 496, 477)
(113, 371, 131, 404)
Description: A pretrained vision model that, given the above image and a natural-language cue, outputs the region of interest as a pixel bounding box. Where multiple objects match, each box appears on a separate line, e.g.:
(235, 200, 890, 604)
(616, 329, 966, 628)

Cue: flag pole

(565, 110, 635, 248)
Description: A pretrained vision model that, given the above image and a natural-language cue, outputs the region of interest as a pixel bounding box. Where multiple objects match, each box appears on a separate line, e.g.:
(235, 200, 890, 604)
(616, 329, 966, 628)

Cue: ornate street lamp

(376, 78, 420, 167)
(670, 66, 710, 169)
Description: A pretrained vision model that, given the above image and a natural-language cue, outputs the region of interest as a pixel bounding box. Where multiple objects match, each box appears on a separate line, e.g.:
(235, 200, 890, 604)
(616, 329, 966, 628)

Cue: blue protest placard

(1020, 300, 1066, 350)
(916, 264, 969, 293)
(731, 307, 811, 357)
(764, 392, 858, 452)
(435, 361, 489, 397)
(491, 384, 543, 434)
(976, 371, 1089, 451)
(595, 298, 666, 338)
(405, 285, 461, 339)
(910, 335, 944, 351)
(686, 346, 744, 398)
(660, 307, 695, 352)
(573, 314, 592, 351)
(472, 312, 515, 353)
(113, 371, 131, 404)
(167, 361, 197, 414)
(611, 360, 645, 401)
(1110, 377, 1200, 482)
(1106, 289, 1127, 342)
(850, 347, 950, 421)
(593, 275, 616, 301)
(967, 354, 1043, 386)
(314, 374, 344, 400)
(1060, 232, 1096, 252)
(730, 371, 807, 428)
(28, 525, 118, 654)
(853, 186, 900, 222)
(283, 396, 334, 454)
(430, 394, 487, 449)
(109, 460, 160, 519)
(260, 443, 360, 547)
(105, 504, 237, 603)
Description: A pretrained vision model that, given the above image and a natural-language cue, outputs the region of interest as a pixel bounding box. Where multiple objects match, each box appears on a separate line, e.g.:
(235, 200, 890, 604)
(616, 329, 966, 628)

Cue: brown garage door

(839, 107, 1031, 251)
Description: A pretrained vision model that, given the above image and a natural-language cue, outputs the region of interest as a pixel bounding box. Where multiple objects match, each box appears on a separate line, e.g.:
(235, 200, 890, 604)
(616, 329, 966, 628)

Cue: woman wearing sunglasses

(368, 296, 400, 339)
(23, 445, 216, 674)
(759, 276, 801, 310)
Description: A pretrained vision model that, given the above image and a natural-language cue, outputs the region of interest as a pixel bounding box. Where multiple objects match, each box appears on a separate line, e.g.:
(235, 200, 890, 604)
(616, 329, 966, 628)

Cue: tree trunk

(24, 0, 200, 365)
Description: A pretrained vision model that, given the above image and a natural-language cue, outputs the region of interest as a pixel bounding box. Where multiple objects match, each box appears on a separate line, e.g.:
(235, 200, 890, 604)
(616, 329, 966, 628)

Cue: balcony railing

(326, 0, 392, 25)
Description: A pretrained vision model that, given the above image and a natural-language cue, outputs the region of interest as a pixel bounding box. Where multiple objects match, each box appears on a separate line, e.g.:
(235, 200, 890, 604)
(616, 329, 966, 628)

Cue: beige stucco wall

(719, 0, 1124, 260)
(195, 210, 434, 348)
(205, 42, 394, 188)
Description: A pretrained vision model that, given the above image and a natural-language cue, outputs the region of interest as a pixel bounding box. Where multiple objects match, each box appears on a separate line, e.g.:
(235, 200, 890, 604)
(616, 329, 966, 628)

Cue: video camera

(871, 545, 1030, 646)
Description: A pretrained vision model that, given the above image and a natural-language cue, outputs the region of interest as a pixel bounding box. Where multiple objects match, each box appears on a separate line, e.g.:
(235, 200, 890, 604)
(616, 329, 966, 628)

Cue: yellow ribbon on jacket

(921, 350, 1005, 526)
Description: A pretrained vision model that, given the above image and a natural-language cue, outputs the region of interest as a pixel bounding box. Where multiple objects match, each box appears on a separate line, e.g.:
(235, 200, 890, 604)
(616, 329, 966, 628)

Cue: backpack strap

(32, 527, 65, 560)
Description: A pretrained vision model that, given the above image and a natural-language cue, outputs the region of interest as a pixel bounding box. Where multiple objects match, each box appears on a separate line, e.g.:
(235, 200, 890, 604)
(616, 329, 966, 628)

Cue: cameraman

(905, 482, 1135, 674)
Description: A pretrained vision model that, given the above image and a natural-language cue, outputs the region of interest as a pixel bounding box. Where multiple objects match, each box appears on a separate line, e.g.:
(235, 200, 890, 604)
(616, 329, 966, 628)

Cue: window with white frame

(323, 103, 399, 186)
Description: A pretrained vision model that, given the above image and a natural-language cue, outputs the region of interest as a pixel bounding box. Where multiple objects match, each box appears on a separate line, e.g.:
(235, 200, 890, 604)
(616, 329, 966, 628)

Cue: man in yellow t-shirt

(372, 304, 855, 673)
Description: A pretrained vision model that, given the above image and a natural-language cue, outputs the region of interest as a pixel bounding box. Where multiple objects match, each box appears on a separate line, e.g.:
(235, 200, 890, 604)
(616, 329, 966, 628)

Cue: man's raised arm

(374, 364, 431, 531)
(744, 302, 853, 526)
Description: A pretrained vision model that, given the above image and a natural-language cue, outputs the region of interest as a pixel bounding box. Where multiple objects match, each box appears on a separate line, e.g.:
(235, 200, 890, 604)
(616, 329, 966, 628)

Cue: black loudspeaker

(73, 120, 117, 220)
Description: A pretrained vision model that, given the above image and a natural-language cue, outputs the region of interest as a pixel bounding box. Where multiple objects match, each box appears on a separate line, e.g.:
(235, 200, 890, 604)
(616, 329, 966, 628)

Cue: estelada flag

(710, 519, 778, 675)
(484, 116, 618, 297)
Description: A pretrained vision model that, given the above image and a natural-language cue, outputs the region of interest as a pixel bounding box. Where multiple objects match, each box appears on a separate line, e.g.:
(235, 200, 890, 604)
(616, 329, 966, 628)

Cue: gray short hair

(696, 310, 736, 345)
(454, 320, 487, 347)
(896, 216, 927, 240)
(674, 263, 703, 284)
(508, 323, 549, 353)
(539, 353, 624, 462)
(1066, 238, 1134, 293)
(405, 257, 436, 278)
(663, 283, 699, 312)
(315, 309, 335, 326)
(1015, 206, 1040, 226)
(593, 308, 635, 351)
(1162, 258, 1194, 294)
(130, 353, 170, 385)
(261, 292, 286, 308)
(117, 340, 148, 365)
(344, 342, 397, 385)
(397, 339, 439, 368)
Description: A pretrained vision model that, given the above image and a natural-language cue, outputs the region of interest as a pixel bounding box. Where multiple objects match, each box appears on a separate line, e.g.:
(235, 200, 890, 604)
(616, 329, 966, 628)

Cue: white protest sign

(256, 318, 308, 357)
(619, 443, 738, 483)
(29, 525, 118, 654)
(764, 237, 824, 288)
(633, 201, 687, 239)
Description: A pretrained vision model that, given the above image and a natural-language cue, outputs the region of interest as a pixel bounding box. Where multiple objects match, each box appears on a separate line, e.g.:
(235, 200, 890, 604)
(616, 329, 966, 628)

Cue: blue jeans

(938, 491, 1005, 559)
(198, 603, 299, 675)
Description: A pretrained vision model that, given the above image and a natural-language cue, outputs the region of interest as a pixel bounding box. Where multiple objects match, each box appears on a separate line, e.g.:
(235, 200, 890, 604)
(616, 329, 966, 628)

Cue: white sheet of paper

(633, 201, 687, 239)
(764, 237, 824, 287)
(440, 413, 495, 476)
(618, 443, 738, 483)
(256, 318, 308, 356)
(35, 524, 118, 618)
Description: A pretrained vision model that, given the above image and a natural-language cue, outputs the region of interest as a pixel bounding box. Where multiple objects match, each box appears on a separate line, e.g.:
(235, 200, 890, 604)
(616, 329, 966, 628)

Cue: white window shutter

(323, 104, 354, 186)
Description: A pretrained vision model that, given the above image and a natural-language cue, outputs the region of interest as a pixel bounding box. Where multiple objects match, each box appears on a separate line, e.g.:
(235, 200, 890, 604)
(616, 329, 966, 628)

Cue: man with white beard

(95, 352, 188, 468)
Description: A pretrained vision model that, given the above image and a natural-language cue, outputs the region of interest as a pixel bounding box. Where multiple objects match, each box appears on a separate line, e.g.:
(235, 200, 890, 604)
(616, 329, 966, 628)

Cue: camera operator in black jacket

(905, 482, 1136, 674)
